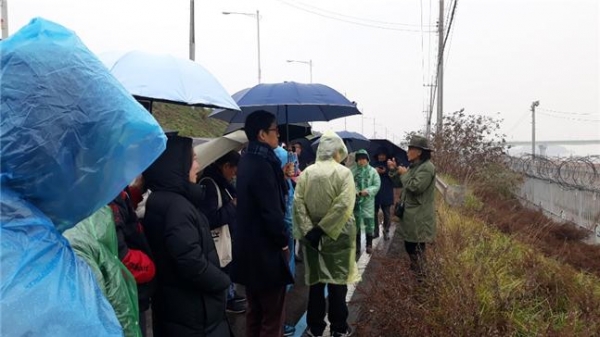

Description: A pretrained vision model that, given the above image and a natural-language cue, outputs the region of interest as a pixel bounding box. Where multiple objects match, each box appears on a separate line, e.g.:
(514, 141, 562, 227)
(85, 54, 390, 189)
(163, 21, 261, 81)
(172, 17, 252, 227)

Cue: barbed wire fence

(507, 155, 600, 193)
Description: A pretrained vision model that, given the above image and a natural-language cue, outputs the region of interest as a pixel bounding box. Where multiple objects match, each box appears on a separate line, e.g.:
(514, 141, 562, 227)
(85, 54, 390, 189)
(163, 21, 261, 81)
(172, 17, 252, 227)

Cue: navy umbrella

(209, 82, 361, 142)
(311, 131, 370, 153)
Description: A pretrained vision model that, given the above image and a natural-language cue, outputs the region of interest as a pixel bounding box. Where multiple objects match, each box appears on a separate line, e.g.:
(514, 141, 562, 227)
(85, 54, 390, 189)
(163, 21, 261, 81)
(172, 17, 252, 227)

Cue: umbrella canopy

(369, 139, 409, 166)
(208, 82, 360, 124)
(193, 130, 247, 171)
(99, 50, 239, 111)
(312, 131, 370, 153)
(224, 121, 312, 141)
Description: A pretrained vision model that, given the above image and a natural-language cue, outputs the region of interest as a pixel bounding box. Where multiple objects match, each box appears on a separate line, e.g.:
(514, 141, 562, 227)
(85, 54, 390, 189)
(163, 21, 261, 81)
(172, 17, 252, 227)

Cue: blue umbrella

(209, 82, 361, 125)
(312, 131, 371, 153)
(99, 50, 240, 111)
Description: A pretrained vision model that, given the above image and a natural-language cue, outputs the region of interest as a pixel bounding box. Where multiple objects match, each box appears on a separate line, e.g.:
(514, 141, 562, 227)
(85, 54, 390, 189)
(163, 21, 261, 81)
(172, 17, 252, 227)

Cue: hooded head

(143, 135, 198, 199)
(316, 131, 348, 163)
(273, 146, 288, 169)
(0, 18, 166, 232)
(354, 149, 371, 167)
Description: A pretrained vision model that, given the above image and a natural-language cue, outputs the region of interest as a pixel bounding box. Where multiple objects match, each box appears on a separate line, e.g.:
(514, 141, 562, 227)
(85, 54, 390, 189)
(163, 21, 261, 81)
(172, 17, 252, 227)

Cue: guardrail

(435, 176, 465, 207)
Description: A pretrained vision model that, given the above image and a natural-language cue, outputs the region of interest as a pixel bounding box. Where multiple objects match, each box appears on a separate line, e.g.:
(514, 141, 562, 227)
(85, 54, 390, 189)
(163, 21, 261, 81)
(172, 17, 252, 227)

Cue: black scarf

(246, 141, 288, 207)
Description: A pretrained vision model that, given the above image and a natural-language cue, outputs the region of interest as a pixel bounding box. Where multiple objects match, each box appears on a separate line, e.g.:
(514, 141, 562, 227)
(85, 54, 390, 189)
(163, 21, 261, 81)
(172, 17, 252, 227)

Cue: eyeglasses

(265, 127, 279, 134)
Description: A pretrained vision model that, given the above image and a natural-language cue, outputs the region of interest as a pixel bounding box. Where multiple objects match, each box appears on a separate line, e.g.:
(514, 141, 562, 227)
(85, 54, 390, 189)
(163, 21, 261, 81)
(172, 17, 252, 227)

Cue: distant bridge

(506, 139, 600, 146)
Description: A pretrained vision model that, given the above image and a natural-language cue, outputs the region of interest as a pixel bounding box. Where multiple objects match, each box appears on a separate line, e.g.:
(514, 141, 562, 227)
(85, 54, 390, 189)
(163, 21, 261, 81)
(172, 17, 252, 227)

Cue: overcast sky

(8, 0, 600, 155)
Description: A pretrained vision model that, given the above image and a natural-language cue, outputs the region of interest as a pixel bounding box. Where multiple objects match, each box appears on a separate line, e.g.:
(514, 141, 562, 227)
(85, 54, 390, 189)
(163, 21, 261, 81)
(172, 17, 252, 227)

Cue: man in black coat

(232, 110, 294, 337)
(143, 135, 231, 337)
(372, 147, 395, 240)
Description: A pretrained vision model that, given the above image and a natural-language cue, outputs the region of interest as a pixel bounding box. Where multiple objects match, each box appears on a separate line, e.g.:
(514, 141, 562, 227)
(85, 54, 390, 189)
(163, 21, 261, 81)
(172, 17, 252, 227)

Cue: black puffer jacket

(143, 136, 231, 337)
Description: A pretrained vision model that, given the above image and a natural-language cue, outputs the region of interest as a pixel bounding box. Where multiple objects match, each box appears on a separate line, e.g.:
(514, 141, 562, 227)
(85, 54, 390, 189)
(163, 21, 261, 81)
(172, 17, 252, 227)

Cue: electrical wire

(506, 110, 531, 134)
(538, 111, 600, 122)
(285, 0, 434, 27)
(538, 108, 595, 116)
(443, 0, 458, 52)
(276, 0, 435, 32)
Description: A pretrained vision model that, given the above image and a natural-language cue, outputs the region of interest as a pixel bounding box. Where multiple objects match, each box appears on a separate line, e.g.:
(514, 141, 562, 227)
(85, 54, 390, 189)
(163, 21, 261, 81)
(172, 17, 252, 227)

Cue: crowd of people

(60, 109, 438, 337)
(1, 18, 438, 337)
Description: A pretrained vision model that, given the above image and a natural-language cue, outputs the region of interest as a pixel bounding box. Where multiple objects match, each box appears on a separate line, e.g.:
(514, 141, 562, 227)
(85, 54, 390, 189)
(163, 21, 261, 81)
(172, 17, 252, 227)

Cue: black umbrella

(369, 139, 409, 166)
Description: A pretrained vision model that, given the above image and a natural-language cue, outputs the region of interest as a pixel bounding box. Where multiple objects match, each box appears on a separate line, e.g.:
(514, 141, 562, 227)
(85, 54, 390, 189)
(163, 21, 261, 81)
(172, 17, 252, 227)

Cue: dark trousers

(246, 286, 287, 337)
(307, 283, 349, 335)
(404, 241, 426, 278)
(140, 310, 147, 337)
(374, 203, 391, 235)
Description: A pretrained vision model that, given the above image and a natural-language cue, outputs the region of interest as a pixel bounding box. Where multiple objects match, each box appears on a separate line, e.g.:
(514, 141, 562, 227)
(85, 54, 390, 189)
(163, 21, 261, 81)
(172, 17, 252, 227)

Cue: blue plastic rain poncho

(274, 146, 296, 281)
(0, 18, 166, 336)
(293, 131, 359, 285)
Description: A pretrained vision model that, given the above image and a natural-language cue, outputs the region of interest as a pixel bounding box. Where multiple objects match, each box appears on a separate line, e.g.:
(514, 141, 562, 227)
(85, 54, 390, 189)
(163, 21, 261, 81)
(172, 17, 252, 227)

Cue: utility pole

(436, 0, 444, 135)
(256, 10, 261, 83)
(423, 83, 436, 138)
(1, 0, 8, 40)
(531, 100, 540, 156)
(189, 0, 195, 61)
(361, 114, 365, 135)
(373, 117, 377, 138)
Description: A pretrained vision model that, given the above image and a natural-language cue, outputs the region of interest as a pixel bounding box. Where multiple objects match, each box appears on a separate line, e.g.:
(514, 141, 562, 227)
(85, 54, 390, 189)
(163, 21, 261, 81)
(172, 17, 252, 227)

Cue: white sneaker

(331, 326, 353, 337)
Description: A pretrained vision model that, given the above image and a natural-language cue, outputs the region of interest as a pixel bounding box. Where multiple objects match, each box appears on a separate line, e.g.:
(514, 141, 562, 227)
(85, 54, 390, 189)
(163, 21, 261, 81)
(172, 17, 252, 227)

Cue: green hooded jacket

(293, 131, 360, 285)
(390, 159, 436, 242)
(64, 206, 141, 337)
(350, 149, 381, 220)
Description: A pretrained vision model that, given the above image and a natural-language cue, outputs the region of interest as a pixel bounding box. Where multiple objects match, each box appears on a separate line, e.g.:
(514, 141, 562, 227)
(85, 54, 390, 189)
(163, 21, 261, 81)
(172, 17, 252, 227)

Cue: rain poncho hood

(1, 18, 166, 336)
(64, 207, 141, 337)
(293, 131, 359, 285)
(274, 146, 295, 280)
(354, 148, 371, 162)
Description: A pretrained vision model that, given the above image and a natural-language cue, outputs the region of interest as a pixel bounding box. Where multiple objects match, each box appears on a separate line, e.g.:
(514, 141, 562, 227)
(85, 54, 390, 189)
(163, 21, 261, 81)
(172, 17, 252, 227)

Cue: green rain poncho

(350, 149, 381, 222)
(64, 206, 141, 337)
(293, 131, 360, 285)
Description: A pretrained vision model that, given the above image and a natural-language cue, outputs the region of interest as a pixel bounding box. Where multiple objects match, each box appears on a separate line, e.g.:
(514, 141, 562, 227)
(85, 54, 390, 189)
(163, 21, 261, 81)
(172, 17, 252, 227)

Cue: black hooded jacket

(142, 136, 231, 337)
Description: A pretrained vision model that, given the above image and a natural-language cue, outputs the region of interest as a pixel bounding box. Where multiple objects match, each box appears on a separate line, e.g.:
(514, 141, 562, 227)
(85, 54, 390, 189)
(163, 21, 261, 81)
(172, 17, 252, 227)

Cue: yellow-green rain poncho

(293, 131, 360, 285)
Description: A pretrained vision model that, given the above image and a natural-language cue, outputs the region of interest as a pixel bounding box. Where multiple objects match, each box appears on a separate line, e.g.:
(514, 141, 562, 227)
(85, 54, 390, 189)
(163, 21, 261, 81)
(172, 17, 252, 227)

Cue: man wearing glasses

(232, 110, 295, 337)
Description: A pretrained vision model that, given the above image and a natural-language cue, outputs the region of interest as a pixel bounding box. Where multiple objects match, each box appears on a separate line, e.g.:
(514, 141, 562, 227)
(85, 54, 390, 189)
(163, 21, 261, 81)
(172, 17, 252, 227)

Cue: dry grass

(356, 202, 600, 337)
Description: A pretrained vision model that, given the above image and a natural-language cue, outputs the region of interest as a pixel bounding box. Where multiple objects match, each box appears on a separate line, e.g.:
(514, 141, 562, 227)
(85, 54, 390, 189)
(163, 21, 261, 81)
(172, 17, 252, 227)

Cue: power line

(427, 0, 459, 131)
(442, 0, 458, 68)
(538, 111, 600, 122)
(538, 108, 595, 116)
(420, 0, 426, 114)
(276, 0, 435, 32)
(506, 110, 531, 134)
(442, 0, 458, 51)
(287, 0, 434, 27)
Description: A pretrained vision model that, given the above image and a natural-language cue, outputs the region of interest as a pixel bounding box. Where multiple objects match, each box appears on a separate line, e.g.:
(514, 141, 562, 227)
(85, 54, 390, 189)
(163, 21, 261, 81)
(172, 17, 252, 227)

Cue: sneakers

(383, 231, 390, 241)
(283, 324, 296, 336)
(226, 300, 246, 314)
(331, 326, 353, 337)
